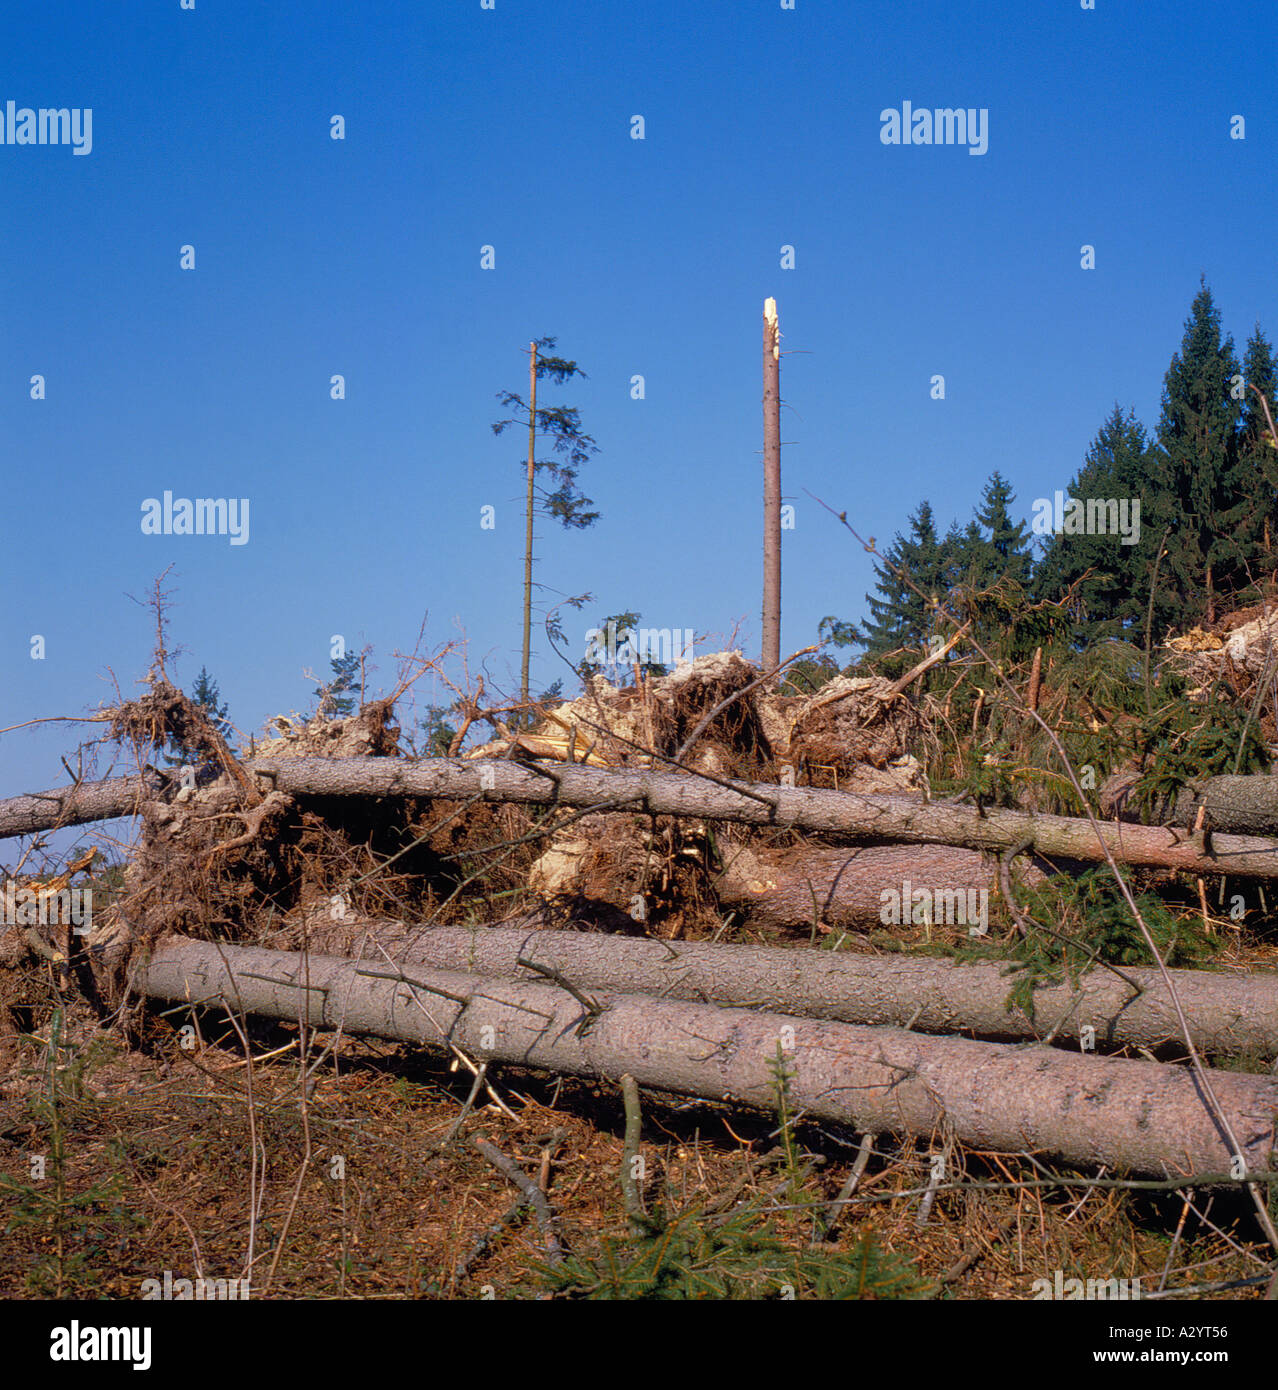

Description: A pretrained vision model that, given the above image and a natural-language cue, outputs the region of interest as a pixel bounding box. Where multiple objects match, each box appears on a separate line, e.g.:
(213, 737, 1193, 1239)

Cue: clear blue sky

(4, 0, 1277, 806)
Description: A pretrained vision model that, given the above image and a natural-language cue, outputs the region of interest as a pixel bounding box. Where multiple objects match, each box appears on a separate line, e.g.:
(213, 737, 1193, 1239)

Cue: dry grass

(0, 1000, 1270, 1301)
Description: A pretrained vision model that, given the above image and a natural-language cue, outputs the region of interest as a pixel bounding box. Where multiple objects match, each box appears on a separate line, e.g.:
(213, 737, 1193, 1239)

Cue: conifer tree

(317, 649, 362, 717)
(1150, 279, 1247, 626)
(943, 519, 978, 593)
(190, 666, 231, 738)
(861, 501, 949, 661)
(1237, 324, 1278, 572)
(491, 337, 599, 716)
(1033, 405, 1159, 643)
(163, 665, 232, 778)
(967, 470, 1032, 589)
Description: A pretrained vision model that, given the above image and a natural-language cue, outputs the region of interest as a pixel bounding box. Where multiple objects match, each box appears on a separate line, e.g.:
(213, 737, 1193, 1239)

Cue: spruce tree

(969, 471, 1032, 588)
(1150, 280, 1247, 626)
(190, 666, 231, 738)
(164, 665, 232, 779)
(420, 704, 459, 756)
(491, 337, 599, 716)
(318, 650, 362, 717)
(1237, 324, 1278, 573)
(942, 519, 977, 593)
(1033, 405, 1159, 643)
(861, 501, 949, 661)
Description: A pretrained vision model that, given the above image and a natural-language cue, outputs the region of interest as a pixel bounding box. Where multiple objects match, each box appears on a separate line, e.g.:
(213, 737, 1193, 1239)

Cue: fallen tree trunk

(1175, 775, 1278, 837)
(11, 756, 1278, 878)
(249, 756, 1278, 878)
(0, 773, 159, 839)
(713, 842, 1030, 930)
(139, 934, 1278, 1179)
(287, 919, 1278, 1059)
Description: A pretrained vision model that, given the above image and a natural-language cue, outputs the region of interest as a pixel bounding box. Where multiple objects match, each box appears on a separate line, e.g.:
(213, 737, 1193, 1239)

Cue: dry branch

(138, 935, 1278, 1179)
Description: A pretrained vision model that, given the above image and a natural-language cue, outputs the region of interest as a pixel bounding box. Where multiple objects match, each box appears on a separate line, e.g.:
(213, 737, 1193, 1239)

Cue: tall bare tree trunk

(762, 298, 781, 680)
(521, 340, 539, 720)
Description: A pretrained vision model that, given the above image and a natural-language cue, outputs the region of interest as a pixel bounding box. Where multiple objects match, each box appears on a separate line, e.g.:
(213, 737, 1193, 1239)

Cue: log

(248, 755, 1278, 878)
(293, 919, 1278, 1059)
(138, 934, 1278, 1179)
(1174, 775, 1278, 837)
(713, 842, 1021, 931)
(0, 773, 159, 839)
(11, 756, 1278, 878)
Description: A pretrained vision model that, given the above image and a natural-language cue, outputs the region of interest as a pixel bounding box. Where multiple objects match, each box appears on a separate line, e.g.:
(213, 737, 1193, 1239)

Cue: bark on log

(138, 934, 1278, 1179)
(248, 756, 1278, 878)
(292, 919, 1278, 1059)
(12, 756, 1278, 879)
(0, 773, 159, 839)
(1174, 775, 1278, 837)
(713, 842, 1026, 930)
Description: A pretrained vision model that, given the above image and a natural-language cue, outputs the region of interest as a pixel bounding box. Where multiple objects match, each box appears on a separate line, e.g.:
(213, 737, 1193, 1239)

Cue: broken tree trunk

(247, 756, 1278, 878)
(284, 919, 1278, 1059)
(1174, 775, 1278, 837)
(713, 842, 1031, 930)
(11, 756, 1278, 878)
(0, 773, 160, 839)
(138, 934, 1278, 1179)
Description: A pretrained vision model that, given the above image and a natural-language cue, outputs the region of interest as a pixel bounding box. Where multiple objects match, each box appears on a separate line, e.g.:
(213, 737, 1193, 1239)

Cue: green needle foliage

(0, 1012, 144, 1297)
(1004, 865, 1218, 1022)
(492, 336, 599, 714)
(1126, 695, 1270, 823)
(521, 1045, 934, 1299)
(767, 1041, 803, 1199)
(528, 1198, 933, 1299)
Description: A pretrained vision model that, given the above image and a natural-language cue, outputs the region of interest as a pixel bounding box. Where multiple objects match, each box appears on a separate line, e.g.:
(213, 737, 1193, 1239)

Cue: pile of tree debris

(3, 651, 1278, 1189)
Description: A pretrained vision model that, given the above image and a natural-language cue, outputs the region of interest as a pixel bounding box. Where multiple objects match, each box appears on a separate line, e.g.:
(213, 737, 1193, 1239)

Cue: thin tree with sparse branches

(492, 337, 600, 718)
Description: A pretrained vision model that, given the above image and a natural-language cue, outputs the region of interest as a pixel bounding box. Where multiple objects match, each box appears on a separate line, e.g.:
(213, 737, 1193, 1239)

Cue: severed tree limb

(818, 1131, 878, 1242)
(712, 841, 1040, 931)
(618, 1074, 651, 1236)
(0, 772, 163, 838)
(472, 1138, 564, 1266)
(940, 1210, 1020, 1285)
(885, 623, 971, 699)
(242, 757, 1278, 878)
(454, 1195, 525, 1285)
(1173, 775, 1278, 837)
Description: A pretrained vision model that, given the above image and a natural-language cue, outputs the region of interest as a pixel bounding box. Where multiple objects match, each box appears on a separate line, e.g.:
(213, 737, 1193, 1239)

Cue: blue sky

(4, 0, 1277, 810)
